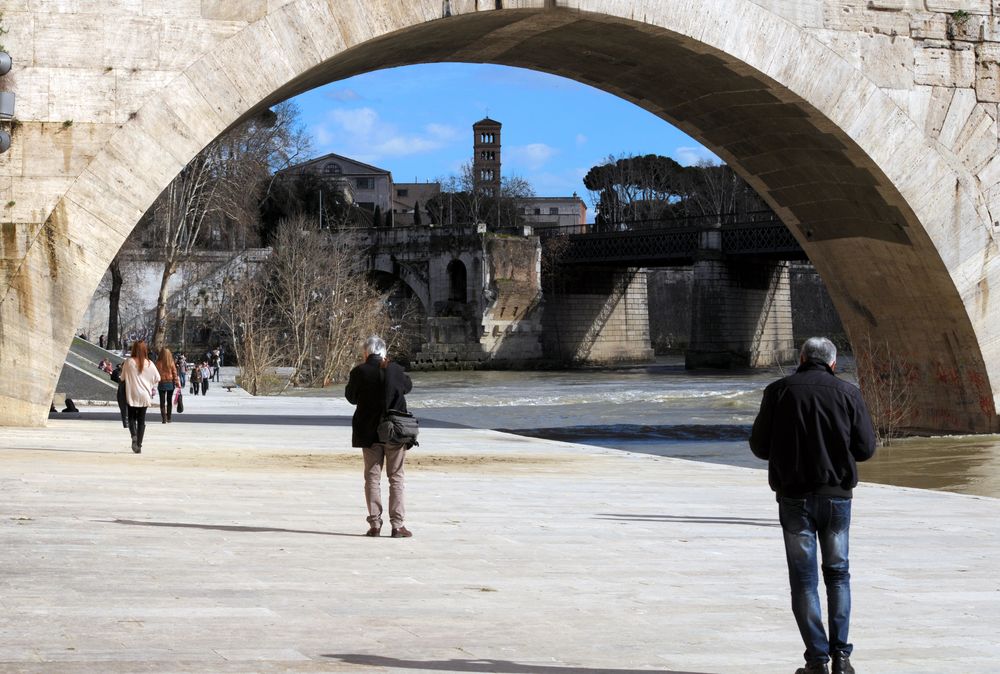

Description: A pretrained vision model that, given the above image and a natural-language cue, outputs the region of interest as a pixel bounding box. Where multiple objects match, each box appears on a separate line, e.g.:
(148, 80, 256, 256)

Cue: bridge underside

(2, 3, 998, 432)
(244, 10, 1000, 432)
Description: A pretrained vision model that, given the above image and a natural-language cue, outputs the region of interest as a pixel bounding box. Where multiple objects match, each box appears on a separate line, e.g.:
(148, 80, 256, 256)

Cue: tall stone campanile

(472, 117, 502, 197)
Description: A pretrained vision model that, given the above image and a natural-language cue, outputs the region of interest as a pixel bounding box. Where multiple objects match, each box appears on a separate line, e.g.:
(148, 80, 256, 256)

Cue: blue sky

(289, 63, 716, 206)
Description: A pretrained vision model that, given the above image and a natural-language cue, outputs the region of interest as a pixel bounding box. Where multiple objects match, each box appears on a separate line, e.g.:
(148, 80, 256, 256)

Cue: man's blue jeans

(778, 495, 853, 665)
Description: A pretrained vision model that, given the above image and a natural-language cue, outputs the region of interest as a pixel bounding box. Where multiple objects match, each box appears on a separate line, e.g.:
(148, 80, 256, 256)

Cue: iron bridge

(540, 212, 808, 266)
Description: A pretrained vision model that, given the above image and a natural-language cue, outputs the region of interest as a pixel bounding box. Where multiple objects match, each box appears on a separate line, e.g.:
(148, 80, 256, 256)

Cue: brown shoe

(365, 526, 381, 537)
(391, 526, 412, 538)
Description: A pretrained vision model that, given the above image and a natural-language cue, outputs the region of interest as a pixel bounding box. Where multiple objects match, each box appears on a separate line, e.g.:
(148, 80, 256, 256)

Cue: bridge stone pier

(687, 257, 797, 369)
(685, 221, 797, 369)
(5, 1, 1000, 432)
(542, 266, 655, 365)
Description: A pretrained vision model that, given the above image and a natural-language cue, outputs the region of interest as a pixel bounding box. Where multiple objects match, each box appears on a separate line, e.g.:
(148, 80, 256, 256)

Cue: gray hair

(364, 335, 387, 359)
(800, 336, 836, 365)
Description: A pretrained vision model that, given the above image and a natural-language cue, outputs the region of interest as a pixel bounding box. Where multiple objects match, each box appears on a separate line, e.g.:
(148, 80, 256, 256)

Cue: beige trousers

(363, 443, 406, 528)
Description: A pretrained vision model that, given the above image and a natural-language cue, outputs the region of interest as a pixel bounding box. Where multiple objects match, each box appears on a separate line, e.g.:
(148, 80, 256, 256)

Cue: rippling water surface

(405, 357, 1000, 499)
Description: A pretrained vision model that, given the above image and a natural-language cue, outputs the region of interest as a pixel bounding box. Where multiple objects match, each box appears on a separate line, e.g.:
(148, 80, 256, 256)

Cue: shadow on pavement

(594, 513, 778, 528)
(105, 518, 366, 537)
(322, 654, 716, 673)
(77, 412, 469, 428)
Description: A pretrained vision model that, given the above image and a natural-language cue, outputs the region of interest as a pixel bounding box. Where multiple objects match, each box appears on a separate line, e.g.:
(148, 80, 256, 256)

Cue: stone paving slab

(0, 393, 997, 674)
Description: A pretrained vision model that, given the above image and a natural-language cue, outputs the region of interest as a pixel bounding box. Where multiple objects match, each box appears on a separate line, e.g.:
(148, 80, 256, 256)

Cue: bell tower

(472, 117, 502, 197)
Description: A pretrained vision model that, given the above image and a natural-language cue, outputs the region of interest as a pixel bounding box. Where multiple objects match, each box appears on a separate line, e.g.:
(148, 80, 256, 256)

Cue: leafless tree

(106, 255, 125, 350)
(682, 159, 768, 218)
(145, 148, 221, 350)
(218, 273, 283, 395)
(220, 216, 405, 392)
(138, 102, 311, 350)
(854, 332, 916, 446)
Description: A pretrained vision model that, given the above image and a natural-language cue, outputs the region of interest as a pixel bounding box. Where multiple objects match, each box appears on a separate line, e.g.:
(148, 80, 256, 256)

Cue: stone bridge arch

(369, 259, 431, 317)
(2, 1, 1000, 431)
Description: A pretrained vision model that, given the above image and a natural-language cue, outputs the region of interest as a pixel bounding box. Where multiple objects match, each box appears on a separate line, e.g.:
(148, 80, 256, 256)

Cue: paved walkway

(1, 390, 998, 673)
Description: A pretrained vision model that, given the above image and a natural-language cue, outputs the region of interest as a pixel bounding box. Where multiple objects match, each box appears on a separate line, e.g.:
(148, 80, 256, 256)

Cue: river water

(405, 357, 1000, 499)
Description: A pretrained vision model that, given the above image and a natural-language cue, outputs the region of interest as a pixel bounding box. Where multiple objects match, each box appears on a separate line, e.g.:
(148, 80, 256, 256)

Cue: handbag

(376, 367, 418, 447)
(176, 391, 184, 413)
(377, 409, 419, 446)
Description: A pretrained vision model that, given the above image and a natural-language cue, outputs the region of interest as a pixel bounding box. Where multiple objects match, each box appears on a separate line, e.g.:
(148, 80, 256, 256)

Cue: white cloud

(675, 145, 719, 166)
(330, 107, 379, 137)
(426, 123, 460, 141)
(506, 143, 558, 171)
(312, 108, 460, 161)
(326, 88, 362, 102)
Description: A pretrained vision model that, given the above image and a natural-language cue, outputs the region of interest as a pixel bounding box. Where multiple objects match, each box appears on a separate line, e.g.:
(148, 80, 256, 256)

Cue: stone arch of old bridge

(3, 1, 1000, 432)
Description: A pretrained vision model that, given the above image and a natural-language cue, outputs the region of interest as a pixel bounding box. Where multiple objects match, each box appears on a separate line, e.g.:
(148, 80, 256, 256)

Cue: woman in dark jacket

(345, 335, 413, 539)
(111, 362, 127, 429)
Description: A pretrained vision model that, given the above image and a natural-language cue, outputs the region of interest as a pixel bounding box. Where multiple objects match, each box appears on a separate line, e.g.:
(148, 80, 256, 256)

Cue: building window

(396, 188, 409, 197)
(534, 208, 541, 215)
(448, 259, 467, 303)
(355, 177, 375, 190)
(549, 207, 559, 215)
(323, 162, 342, 175)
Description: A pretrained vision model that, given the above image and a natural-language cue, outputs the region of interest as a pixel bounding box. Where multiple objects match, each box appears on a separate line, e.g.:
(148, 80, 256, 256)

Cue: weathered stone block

(938, 87, 978, 148)
(822, 1, 912, 34)
(812, 30, 914, 89)
(15, 122, 116, 178)
(157, 18, 247, 70)
(47, 69, 117, 124)
(910, 12, 949, 41)
(915, 45, 975, 87)
(976, 43, 1000, 103)
(953, 103, 998, 172)
(926, 0, 990, 14)
(201, 0, 266, 22)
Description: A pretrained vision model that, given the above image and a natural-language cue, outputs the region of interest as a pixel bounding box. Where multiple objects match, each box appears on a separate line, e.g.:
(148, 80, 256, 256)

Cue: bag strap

(379, 366, 387, 415)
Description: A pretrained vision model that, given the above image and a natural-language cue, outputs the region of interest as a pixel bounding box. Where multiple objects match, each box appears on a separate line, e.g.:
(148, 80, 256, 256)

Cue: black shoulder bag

(376, 367, 419, 447)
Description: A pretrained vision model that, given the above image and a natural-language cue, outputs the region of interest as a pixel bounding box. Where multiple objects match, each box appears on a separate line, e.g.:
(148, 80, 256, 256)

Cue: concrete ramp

(53, 338, 123, 406)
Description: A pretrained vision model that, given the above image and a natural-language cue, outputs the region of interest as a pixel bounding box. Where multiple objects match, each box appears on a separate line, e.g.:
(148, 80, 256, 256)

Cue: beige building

(517, 195, 588, 231)
(280, 152, 393, 220)
(392, 181, 441, 226)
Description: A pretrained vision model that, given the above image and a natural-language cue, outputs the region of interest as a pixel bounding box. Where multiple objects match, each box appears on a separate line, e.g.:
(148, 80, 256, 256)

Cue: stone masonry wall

(647, 262, 847, 354)
(543, 267, 654, 364)
(686, 259, 796, 368)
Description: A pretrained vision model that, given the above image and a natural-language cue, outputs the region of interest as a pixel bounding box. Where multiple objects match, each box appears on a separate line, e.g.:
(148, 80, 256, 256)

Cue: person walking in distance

(211, 347, 221, 382)
(121, 339, 160, 454)
(155, 347, 180, 423)
(345, 335, 414, 538)
(200, 361, 211, 396)
(177, 354, 188, 390)
(190, 362, 201, 395)
(750, 337, 877, 674)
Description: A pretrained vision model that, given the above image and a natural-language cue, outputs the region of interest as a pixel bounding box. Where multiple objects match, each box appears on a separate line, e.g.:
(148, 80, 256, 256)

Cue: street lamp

(0, 51, 13, 154)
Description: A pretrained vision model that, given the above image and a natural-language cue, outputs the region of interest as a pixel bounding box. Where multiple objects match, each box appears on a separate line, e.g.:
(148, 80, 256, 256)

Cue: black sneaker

(832, 654, 855, 674)
(795, 664, 829, 674)
(131, 438, 140, 454)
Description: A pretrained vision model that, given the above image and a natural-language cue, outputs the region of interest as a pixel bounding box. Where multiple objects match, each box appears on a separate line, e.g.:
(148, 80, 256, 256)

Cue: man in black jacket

(750, 337, 876, 674)
(345, 335, 414, 538)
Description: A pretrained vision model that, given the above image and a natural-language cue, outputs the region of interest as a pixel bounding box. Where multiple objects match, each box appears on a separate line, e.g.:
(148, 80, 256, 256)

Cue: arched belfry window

(448, 259, 467, 303)
(323, 162, 343, 175)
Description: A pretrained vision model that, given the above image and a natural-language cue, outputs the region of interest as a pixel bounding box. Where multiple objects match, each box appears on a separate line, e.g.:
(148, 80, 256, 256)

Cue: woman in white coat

(121, 339, 160, 454)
